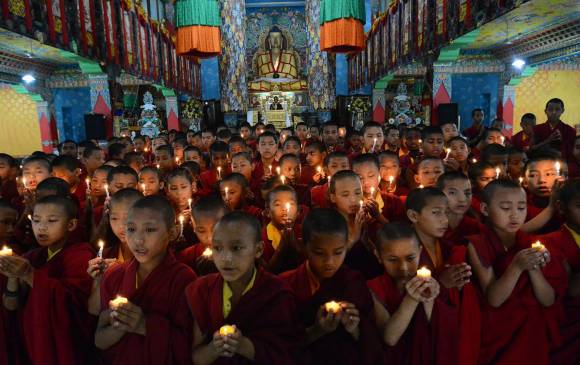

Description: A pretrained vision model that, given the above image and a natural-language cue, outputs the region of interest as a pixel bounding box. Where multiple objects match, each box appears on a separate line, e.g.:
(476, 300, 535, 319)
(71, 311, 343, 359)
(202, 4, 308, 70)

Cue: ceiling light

(22, 74, 36, 83)
(511, 58, 526, 70)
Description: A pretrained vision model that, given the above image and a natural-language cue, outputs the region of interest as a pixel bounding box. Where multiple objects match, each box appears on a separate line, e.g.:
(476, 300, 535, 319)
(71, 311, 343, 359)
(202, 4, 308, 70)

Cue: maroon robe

(310, 183, 330, 209)
(467, 227, 568, 365)
(100, 254, 197, 365)
(368, 273, 458, 365)
(542, 226, 580, 364)
(187, 268, 304, 365)
(533, 121, 575, 160)
(280, 263, 386, 365)
(380, 192, 407, 222)
(443, 215, 482, 244)
(22, 242, 96, 365)
(0, 179, 18, 203)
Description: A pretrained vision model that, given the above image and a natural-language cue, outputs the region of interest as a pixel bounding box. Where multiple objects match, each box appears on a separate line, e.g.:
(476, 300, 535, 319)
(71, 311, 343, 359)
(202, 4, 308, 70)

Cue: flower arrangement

(182, 99, 203, 120)
(348, 97, 370, 113)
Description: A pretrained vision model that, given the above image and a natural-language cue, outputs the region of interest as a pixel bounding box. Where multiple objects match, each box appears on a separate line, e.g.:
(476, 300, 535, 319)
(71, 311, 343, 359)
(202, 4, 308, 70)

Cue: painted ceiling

(463, 0, 579, 50)
(0, 28, 77, 66)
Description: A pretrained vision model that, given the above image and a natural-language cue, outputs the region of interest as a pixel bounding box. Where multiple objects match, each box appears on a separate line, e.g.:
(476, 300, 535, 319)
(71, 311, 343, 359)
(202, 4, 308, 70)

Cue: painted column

(87, 74, 113, 137)
(306, 0, 336, 111)
(218, 0, 247, 113)
(165, 95, 180, 131)
(432, 69, 452, 125)
(372, 88, 386, 123)
(36, 100, 56, 153)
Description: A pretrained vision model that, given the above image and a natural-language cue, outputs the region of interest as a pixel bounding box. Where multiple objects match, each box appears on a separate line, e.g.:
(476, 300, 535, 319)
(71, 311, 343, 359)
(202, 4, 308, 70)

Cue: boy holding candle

(446, 136, 471, 174)
(51, 155, 88, 209)
(177, 196, 229, 275)
(279, 208, 386, 364)
(368, 222, 458, 365)
(399, 127, 423, 169)
(107, 166, 138, 195)
(218, 173, 262, 220)
(262, 185, 303, 273)
(0, 153, 19, 203)
(95, 196, 197, 364)
(421, 126, 445, 159)
(414, 157, 445, 188)
(378, 151, 409, 196)
(310, 151, 350, 209)
(465, 179, 567, 365)
(0, 195, 96, 365)
(543, 179, 580, 363)
(199, 141, 230, 196)
(303, 140, 327, 185)
(252, 132, 279, 182)
(361, 122, 385, 153)
(188, 211, 303, 365)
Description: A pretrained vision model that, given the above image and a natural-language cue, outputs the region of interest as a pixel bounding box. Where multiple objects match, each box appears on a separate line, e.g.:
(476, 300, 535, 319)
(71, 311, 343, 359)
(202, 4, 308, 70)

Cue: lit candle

(555, 161, 561, 177)
(370, 187, 375, 198)
(519, 177, 524, 185)
(27, 214, 32, 221)
(0, 245, 13, 256)
(325, 301, 341, 313)
(202, 247, 212, 258)
(280, 175, 286, 184)
(359, 200, 364, 210)
(175, 156, 180, 165)
(495, 167, 500, 179)
(22, 177, 27, 189)
(97, 240, 104, 258)
(416, 266, 431, 279)
(179, 215, 185, 237)
(141, 183, 146, 195)
(388, 175, 395, 189)
(85, 177, 90, 187)
(156, 164, 160, 169)
(531, 240, 545, 251)
(419, 139, 423, 145)
(219, 325, 235, 336)
(500, 136, 505, 145)
(109, 295, 128, 310)
(224, 186, 229, 200)
(316, 166, 322, 175)
(372, 137, 377, 152)
(144, 147, 149, 153)
(445, 148, 451, 160)
(285, 202, 291, 213)
(276, 166, 281, 175)
(104, 184, 110, 198)
(268, 165, 272, 175)
(188, 198, 193, 211)
(217, 167, 222, 180)
(472, 158, 477, 164)
(418, 184, 424, 189)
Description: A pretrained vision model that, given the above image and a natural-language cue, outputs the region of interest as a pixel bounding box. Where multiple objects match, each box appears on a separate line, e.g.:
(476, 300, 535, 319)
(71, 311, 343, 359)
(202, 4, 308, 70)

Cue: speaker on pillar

(84, 113, 107, 140)
(437, 103, 458, 125)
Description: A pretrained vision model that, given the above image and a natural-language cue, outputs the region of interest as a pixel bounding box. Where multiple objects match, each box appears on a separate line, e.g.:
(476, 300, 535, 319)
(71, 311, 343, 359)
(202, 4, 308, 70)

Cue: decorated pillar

(36, 101, 56, 153)
(165, 95, 180, 131)
(87, 74, 113, 136)
(372, 88, 386, 123)
(218, 0, 247, 113)
(306, 0, 336, 111)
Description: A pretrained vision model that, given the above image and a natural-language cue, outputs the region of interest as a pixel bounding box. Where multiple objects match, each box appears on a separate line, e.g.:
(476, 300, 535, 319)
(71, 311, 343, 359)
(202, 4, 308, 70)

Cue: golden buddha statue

(248, 26, 307, 92)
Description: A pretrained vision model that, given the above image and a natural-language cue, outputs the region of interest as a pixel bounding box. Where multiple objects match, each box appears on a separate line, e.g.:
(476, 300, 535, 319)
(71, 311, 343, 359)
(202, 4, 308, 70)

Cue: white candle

(188, 198, 193, 211)
(280, 175, 286, 184)
(495, 167, 500, 179)
(359, 200, 364, 210)
(217, 167, 222, 180)
(445, 148, 451, 160)
(317, 166, 322, 174)
(144, 147, 149, 153)
(388, 175, 395, 189)
(224, 186, 229, 200)
(370, 187, 375, 198)
(104, 184, 110, 198)
(276, 166, 281, 175)
(141, 183, 146, 195)
(285, 202, 291, 213)
(109, 295, 128, 310)
(0, 245, 13, 256)
(519, 177, 524, 185)
(325, 301, 341, 313)
(500, 136, 505, 145)
(219, 325, 235, 336)
(372, 137, 377, 152)
(179, 215, 185, 237)
(472, 158, 477, 164)
(156, 164, 160, 169)
(97, 240, 104, 258)
(418, 184, 424, 189)
(555, 162, 561, 177)
(416, 267, 431, 279)
(22, 177, 27, 189)
(268, 165, 272, 175)
(175, 157, 180, 165)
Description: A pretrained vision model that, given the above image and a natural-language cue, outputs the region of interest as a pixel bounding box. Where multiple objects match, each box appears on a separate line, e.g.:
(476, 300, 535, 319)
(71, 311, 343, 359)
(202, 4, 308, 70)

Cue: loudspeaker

(84, 113, 107, 140)
(438, 103, 458, 125)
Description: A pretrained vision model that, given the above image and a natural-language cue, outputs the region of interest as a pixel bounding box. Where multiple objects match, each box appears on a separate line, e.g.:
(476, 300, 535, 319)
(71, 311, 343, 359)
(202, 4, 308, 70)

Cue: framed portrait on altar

(416, 0, 427, 53)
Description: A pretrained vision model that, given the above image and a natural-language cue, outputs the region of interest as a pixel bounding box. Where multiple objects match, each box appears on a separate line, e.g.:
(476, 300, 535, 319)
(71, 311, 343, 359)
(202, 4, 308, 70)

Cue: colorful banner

(402, 0, 412, 57)
(102, 0, 118, 62)
(46, 0, 68, 45)
(416, 0, 427, 52)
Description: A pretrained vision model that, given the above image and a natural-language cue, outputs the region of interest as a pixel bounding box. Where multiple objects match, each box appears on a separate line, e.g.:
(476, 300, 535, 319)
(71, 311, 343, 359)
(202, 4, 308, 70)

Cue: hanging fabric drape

(320, 0, 366, 53)
(175, 0, 221, 57)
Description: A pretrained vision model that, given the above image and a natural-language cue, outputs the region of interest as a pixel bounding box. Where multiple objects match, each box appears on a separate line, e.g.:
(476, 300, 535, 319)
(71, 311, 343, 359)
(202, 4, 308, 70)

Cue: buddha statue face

(268, 32, 283, 51)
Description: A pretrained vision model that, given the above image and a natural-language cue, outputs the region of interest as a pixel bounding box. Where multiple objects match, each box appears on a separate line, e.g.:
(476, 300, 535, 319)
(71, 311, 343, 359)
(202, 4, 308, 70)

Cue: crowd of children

(0, 97, 578, 365)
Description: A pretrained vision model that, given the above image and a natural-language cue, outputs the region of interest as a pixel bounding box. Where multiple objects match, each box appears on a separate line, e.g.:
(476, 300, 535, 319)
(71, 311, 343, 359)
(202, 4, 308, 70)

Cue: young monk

(219, 173, 262, 219)
(107, 166, 138, 195)
(369, 222, 453, 365)
(543, 180, 580, 364)
(199, 141, 230, 195)
(310, 151, 350, 209)
(303, 140, 327, 186)
(188, 211, 303, 365)
(138, 166, 164, 197)
(329, 170, 383, 279)
(378, 151, 409, 196)
(468, 161, 497, 214)
(0, 195, 95, 365)
(437, 172, 481, 244)
(414, 157, 445, 188)
(466, 179, 568, 365)
(177, 196, 228, 275)
(87, 188, 142, 314)
(262, 185, 303, 273)
(95, 195, 197, 364)
(446, 136, 470, 174)
(0, 153, 19, 203)
(280, 208, 386, 364)
(252, 132, 278, 182)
